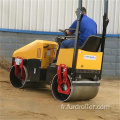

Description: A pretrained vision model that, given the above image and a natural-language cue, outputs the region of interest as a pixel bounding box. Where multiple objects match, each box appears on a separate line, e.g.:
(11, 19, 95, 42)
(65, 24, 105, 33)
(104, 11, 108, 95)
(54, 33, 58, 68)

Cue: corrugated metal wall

(0, 0, 119, 34)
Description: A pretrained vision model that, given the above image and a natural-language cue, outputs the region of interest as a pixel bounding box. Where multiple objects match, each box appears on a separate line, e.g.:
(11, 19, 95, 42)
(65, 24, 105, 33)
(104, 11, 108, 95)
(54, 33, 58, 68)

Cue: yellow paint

(13, 40, 103, 70)
(57, 49, 103, 70)
(57, 49, 74, 67)
(13, 40, 58, 69)
(76, 50, 103, 70)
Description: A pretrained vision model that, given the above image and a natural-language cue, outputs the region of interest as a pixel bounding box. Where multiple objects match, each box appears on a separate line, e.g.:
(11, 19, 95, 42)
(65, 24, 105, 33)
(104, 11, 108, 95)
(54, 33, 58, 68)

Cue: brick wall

(102, 37, 120, 79)
(0, 31, 119, 79)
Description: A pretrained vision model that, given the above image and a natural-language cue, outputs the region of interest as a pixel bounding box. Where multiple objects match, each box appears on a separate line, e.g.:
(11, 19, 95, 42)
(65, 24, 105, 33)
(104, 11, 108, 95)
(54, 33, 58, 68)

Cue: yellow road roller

(10, 0, 109, 102)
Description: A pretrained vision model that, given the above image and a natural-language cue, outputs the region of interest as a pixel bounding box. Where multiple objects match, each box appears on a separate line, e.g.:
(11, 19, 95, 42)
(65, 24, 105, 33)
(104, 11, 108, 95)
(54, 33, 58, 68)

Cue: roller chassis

(9, 0, 109, 102)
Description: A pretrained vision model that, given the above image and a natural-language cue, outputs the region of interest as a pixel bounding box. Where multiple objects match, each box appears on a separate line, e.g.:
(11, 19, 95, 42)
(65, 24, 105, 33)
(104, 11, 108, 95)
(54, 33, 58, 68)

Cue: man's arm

(59, 20, 77, 36)
(68, 20, 77, 35)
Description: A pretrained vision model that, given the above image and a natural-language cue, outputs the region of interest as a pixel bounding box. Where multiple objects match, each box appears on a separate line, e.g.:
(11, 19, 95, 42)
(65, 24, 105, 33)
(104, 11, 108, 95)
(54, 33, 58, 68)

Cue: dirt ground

(0, 65, 120, 120)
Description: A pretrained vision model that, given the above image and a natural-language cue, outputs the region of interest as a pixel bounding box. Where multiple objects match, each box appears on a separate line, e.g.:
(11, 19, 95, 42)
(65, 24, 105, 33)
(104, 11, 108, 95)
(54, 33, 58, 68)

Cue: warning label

(84, 55, 96, 60)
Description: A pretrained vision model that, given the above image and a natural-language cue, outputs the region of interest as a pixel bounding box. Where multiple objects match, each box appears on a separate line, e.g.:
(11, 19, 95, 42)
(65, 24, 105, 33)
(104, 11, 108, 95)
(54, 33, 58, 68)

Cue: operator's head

(75, 7, 86, 15)
(81, 7, 86, 15)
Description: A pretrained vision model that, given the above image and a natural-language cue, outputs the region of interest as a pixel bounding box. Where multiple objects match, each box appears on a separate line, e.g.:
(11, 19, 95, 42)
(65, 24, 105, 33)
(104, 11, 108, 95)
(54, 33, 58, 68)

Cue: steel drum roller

(10, 65, 39, 88)
(51, 75, 99, 102)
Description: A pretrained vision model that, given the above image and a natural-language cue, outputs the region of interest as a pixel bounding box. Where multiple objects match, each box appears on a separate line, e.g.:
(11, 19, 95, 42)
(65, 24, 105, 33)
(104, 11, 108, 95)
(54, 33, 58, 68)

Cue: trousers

(60, 39, 81, 48)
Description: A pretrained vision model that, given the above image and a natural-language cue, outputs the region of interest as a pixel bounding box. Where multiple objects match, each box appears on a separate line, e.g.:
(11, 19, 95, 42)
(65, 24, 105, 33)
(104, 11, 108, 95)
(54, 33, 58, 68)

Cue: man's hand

(59, 29, 73, 36)
(66, 30, 72, 35)
(59, 29, 67, 36)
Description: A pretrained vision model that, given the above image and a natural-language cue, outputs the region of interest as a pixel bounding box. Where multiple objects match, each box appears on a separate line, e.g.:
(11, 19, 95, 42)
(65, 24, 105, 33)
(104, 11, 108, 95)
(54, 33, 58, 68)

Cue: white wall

(0, 0, 119, 34)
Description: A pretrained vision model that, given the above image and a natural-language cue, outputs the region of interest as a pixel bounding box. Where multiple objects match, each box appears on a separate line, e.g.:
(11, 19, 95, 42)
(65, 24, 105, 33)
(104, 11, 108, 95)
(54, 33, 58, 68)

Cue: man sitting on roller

(60, 7, 97, 48)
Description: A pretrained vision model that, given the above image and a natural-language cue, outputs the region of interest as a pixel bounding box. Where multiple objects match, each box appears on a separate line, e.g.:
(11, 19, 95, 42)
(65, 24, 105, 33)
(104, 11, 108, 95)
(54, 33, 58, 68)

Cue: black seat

(80, 35, 102, 52)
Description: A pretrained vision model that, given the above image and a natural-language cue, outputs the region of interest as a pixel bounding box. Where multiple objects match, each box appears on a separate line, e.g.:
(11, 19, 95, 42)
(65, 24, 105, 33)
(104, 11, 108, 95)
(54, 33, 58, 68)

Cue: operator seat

(80, 35, 102, 52)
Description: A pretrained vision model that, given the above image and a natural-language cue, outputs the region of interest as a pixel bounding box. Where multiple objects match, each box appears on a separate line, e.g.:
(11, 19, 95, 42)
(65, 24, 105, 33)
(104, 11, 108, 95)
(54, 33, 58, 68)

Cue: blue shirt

(69, 15, 97, 47)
